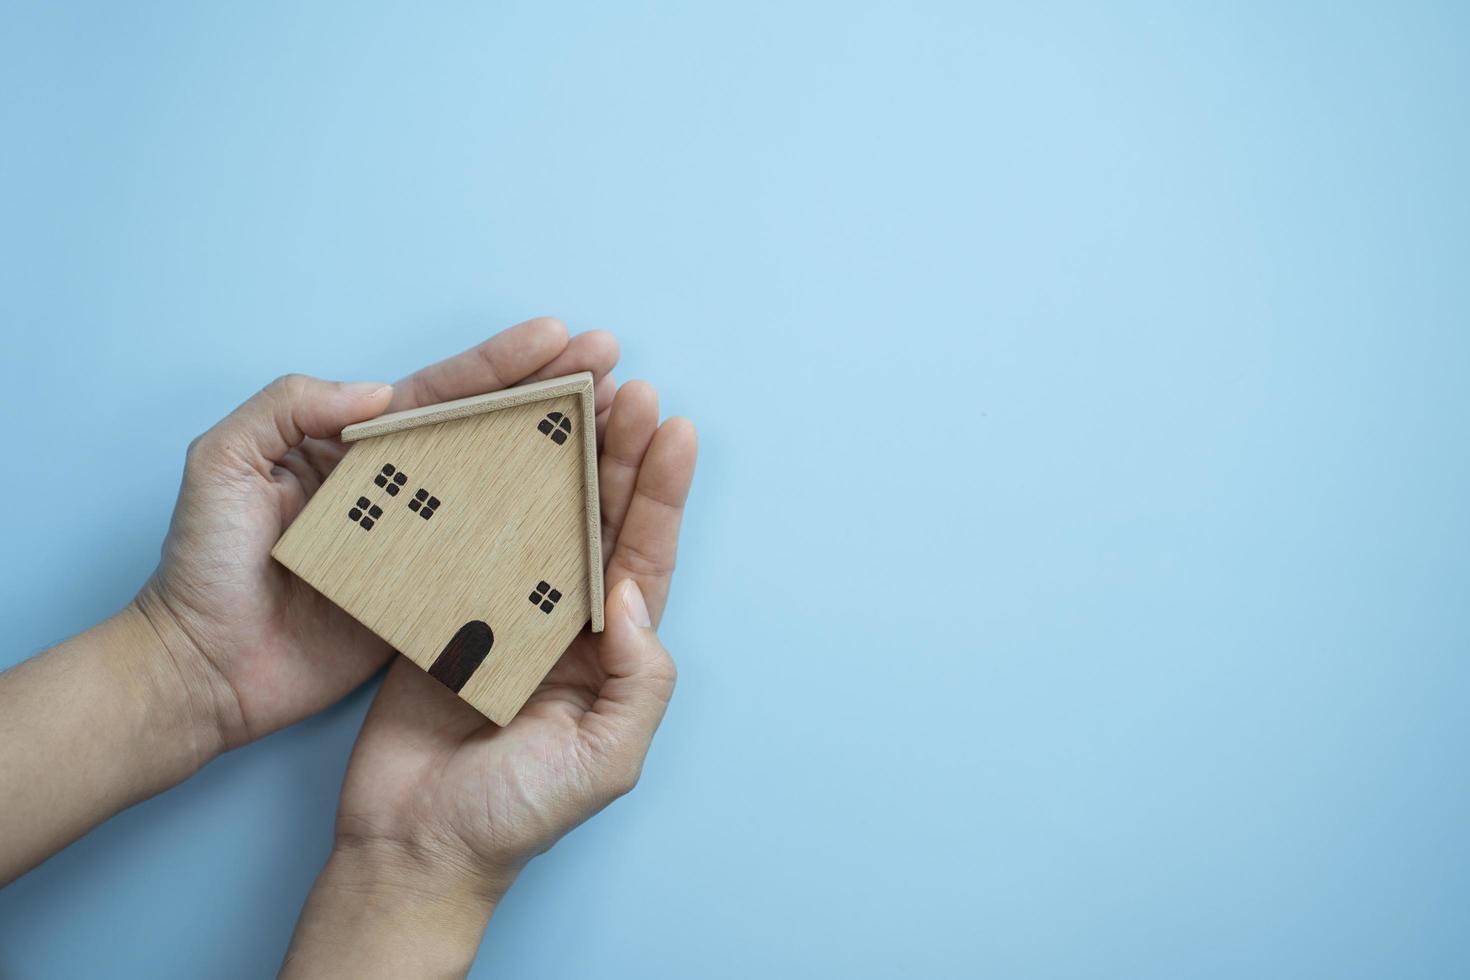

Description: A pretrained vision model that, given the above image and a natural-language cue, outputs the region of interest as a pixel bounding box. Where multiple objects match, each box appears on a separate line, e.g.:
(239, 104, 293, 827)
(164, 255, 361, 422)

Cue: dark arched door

(428, 620, 495, 693)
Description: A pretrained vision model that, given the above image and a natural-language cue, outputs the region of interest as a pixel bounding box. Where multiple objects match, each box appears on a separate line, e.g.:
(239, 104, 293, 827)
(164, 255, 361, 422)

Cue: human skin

(280, 384, 696, 977)
(0, 317, 696, 968)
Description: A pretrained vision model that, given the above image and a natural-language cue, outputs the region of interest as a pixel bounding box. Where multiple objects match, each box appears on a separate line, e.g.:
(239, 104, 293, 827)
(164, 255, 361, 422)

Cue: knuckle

(613, 539, 675, 579)
(473, 340, 510, 387)
(183, 431, 215, 470)
(267, 372, 309, 400)
(609, 763, 642, 799)
(649, 658, 678, 701)
(408, 371, 448, 408)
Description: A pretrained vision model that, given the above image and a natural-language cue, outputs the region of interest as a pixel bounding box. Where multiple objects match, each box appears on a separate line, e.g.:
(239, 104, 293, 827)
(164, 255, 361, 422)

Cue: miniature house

(271, 372, 604, 725)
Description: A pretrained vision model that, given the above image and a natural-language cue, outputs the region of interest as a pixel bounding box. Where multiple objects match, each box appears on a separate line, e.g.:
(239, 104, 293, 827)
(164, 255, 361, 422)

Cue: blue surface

(3, 2, 1469, 977)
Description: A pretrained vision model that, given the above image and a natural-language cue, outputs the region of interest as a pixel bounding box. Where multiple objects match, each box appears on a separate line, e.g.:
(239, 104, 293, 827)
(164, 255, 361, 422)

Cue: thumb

(197, 373, 393, 465)
(590, 579, 678, 754)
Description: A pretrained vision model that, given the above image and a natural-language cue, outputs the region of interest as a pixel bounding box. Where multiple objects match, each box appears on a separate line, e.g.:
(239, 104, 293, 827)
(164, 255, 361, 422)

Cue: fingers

(599, 381, 660, 553)
(526, 329, 620, 392)
(389, 316, 569, 411)
(604, 416, 697, 627)
(582, 580, 677, 787)
(195, 374, 393, 469)
(289, 319, 614, 480)
(593, 373, 617, 443)
(525, 329, 619, 437)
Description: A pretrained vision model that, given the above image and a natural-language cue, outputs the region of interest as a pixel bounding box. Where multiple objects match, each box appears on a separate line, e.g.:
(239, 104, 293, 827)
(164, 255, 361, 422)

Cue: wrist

(330, 834, 518, 910)
(129, 582, 235, 763)
(0, 602, 228, 883)
(281, 839, 510, 979)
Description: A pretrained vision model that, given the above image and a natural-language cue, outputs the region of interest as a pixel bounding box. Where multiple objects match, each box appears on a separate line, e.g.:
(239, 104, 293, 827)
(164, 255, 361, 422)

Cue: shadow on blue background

(2, 2, 1468, 977)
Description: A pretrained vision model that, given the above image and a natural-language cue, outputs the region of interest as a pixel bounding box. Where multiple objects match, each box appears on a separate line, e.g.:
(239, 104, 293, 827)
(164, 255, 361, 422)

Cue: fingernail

(344, 382, 392, 399)
(622, 579, 651, 629)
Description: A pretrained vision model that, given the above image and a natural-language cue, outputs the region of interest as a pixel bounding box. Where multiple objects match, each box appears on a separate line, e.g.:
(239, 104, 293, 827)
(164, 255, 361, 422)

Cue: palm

(336, 637, 609, 869)
(152, 439, 391, 743)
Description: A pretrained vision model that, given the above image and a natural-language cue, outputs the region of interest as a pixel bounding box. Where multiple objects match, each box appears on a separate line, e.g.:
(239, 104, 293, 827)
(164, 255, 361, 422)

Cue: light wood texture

(271, 375, 605, 724)
(343, 374, 603, 628)
(347, 372, 603, 630)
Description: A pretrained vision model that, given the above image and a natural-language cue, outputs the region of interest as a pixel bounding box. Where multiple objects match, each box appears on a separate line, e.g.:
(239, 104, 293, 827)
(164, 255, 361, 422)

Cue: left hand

(137, 317, 619, 754)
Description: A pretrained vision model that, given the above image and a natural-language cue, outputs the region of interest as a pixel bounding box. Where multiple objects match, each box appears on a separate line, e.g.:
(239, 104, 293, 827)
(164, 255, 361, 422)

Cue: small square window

(348, 496, 381, 531)
(410, 488, 441, 519)
(528, 580, 563, 614)
(537, 412, 573, 445)
(377, 463, 406, 490)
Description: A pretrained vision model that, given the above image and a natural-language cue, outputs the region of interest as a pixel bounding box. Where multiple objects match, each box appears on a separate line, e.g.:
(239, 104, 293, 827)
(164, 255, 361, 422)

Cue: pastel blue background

(2, 2, 1467, 977)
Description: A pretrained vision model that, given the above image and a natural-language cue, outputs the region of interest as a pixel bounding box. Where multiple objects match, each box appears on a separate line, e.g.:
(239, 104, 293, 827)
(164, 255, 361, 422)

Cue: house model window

(529, 580, 562, 614)
(374, 463, 408, 495)
(408, 488, 440, 520)
(537, 411, 573, 444)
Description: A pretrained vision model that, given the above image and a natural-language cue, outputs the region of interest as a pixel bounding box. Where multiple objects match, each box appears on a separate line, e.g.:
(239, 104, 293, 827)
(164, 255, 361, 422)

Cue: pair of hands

(137, 317, 696, 910)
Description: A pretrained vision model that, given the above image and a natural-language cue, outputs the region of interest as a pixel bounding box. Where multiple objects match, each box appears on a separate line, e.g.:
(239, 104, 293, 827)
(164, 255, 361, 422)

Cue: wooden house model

(271, 372, 603, 724)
